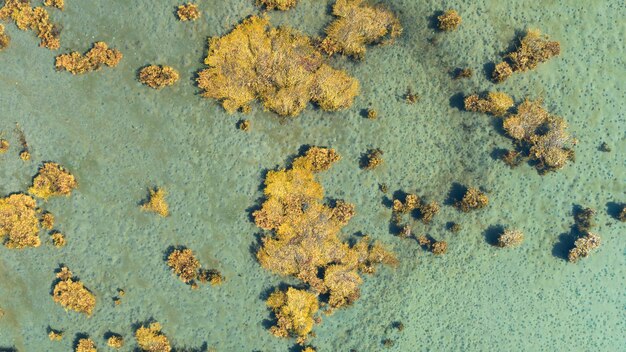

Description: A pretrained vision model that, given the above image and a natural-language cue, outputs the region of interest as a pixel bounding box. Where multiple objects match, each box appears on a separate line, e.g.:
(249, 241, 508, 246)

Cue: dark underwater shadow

(483, 224, 505, 246)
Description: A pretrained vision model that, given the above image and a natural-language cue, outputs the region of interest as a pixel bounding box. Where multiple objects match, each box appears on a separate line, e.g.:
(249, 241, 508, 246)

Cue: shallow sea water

(0, 0, 624, 351)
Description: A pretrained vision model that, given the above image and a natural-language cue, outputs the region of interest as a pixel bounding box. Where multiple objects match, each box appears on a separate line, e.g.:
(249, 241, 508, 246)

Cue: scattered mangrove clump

(138, 65, 180, 89)
(497, 229, 524, 248)
(568, 232, 600, 263)
(40, 212, 54, 229)
(456, 187, 488, 212)
(75, 338, 96, 352)
(253, 147, 397, 340)
(52, 266, 96, 315)
(55, 42, 123, 74)
(48, 329, 63, 341)
(237, 119, 250, 132)
(167, 247, 224, 287)
(0, 193, 41, 248)
(361, 148, 383, 170)
(107, 335, 124, 349)
(43, 0, 64, 10)
(0, 24, 9, 50)
(266, 287, 319, 344)
(320, 0, 402, 59)
(366, 108, 378, 119)
(437, 10, 461, 31)
(464, 92, 514, 116)
(50, 232, 66, 247)
(0, 0, 60, 49)
(257, 0, 297, 11)
(176, 3, 200, 21)
(431, 240, 447, 255)
(447, 222, 461, 233)
(197, 15, 359, 117)
(492, 29, 560, 83)
(502, 99, 575, 173)
(135, 322, 172, 352)
(29, 162, 77, 199)
(140, 187, 169, 217)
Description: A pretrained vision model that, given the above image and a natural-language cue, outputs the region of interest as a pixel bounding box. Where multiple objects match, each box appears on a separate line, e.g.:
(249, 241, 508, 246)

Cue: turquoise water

(0, 0, 624, 351)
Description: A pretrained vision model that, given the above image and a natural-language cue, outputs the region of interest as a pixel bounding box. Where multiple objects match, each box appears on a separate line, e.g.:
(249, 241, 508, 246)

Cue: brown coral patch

(167, 248, 200, 283)
(75, 338, 96, 352)
(456, 187, 488, 212)
(321, 0, 402, 59)
(266, 287, 319, 342)
(55, 42, 122, 74)
(197, 15, 359, 116)
(0, 193, 41, 248)
(464, 92, 514, 117)
(52, 268, 96, 315)
(0, 0, 60, 49)
(29, 162, 77, 199)
(257, 0, 297, 11)
(437, 10, 461, 31)
(176, 3, 200, 21)
(493, 29, 560, 82)
(139, 65, 180, 89)
(135, 322, 172, 352)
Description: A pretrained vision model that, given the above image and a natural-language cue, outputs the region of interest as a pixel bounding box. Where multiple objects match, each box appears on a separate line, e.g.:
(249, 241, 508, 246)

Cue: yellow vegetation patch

(135, 322, 172, 352)
(55, 42, 122, 74)
(52, 267, 96, 315)
(456, 187, 488, 212)
(138, 65, 180, 89)
(48, 329, 63, 341)
(320, 0, 402, 59)
(197, 15, 359, 117)
(29, 162, 77, 199)
(75, 338, 96, 352)
(40, 211, 54, 229)
(493, 29, 560, 82)
(50, 231, 66, 247)
(266, 287, 319, 343)
(0, 193, 41, 249)
(464, 92, 514, 116)
(257, 0, 297, 11)
(167, 248, 200, 283)
(43, 0, 64, 10)
(107, 335, 124, 349)
(0, 0, 60, 49)
(254, 146, 397, 318)
(177, 3, 200, 21)
(437, 10, 461, 31)
(141, 187, 169, 217)
(0, 24, 9, 50)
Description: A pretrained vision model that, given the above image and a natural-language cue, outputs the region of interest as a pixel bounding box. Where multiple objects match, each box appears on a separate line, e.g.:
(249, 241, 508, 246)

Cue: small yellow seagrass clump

(107, 334, 124, 349)
(75, 337, 96, 352)
(52, 267, 96, 315)
(176, 3, 200, 21)
(464, 92, 514, 116)
(257, 0, 297, 11)
(135, 322, 172, 352)
(55, 42, 122, 74)
(138, 65, 180, 89)
(0, 193, 42, 248)
(29, 162, 77, 199)
(0, 24, 9, 50)
(141, 188, 169, 217)
(43, 0, 64, 10)
(438, 10, 461, 31)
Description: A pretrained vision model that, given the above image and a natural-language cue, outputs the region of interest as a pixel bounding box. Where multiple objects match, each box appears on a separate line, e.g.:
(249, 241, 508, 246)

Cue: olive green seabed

(0, 0, 624, 351)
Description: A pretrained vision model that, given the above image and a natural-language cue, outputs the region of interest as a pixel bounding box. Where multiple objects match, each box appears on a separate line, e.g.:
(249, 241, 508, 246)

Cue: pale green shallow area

(0, 0, 624, 351)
